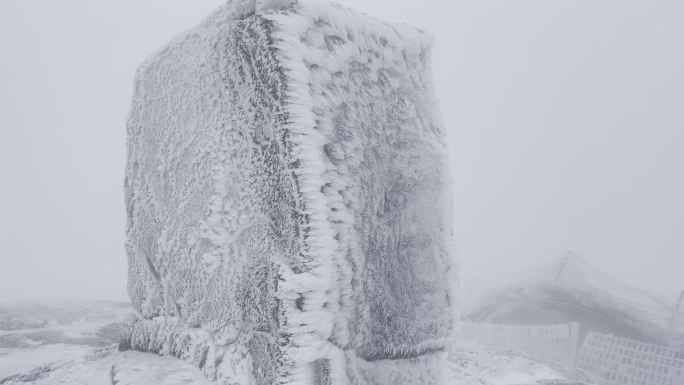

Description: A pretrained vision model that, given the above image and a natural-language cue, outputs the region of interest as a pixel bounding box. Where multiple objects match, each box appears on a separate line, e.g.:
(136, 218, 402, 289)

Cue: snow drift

(123, 0, 457, 384)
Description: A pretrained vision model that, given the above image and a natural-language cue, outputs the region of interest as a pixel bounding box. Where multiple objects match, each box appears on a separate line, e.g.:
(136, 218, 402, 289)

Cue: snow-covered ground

(0, 301, 213, 384)
(0, 301, 587, 384)
(2, 344, 584, 385)
(1, 347, 213, 385)
(0, 301, 130, 379)
(447, 342, 589, 385)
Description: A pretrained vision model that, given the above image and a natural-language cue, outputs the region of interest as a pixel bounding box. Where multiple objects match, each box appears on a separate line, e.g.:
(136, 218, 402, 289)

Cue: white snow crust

(1, 344, 581, 385)
(124, 1, 457, 384)
(447, 343, 572, 385)
(1, 348, 214, 385)
(0, 301, 130, 379)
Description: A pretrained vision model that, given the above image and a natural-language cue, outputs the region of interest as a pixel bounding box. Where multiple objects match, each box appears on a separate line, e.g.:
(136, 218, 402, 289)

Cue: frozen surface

(124, 0, 456, 384)
(1, 348, 213, 385)
(0, 301, 131, 379)
(0, 344, 96, 379)
(2, 344, 582, 385)
(447, 342, 590, 385)
(0, 301, 580, 385)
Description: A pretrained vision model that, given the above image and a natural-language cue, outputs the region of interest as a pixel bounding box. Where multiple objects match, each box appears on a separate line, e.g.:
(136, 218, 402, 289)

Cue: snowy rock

(123, 0, 457, 384)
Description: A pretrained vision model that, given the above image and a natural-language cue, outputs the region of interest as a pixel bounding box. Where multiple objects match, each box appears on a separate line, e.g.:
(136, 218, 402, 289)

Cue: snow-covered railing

(577, 332, 684, 385)
(670, 291, 684, 334)
(460, 322, 580, 367)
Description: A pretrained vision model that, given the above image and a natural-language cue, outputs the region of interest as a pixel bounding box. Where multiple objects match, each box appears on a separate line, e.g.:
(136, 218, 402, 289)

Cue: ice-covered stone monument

(123, 0, 457, 384)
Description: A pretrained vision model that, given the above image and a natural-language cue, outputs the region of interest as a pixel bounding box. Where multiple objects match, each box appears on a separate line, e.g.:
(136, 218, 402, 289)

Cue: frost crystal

(123, 1, 457, 384)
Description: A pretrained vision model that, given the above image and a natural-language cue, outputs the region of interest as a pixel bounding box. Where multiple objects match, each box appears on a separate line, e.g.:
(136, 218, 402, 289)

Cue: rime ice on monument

(123, 0, 457, 384)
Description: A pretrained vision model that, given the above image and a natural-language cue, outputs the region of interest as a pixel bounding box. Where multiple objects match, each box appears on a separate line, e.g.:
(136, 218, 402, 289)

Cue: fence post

(569, 322, 580, 376)
(669, 290, 684, 333)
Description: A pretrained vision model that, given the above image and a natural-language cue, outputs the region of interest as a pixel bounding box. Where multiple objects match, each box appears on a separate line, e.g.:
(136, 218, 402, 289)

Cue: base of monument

(121, 314, 450, 385)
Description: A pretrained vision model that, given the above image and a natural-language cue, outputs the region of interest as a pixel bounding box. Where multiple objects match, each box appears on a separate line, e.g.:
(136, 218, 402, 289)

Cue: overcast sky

(0, 0, 682, 303)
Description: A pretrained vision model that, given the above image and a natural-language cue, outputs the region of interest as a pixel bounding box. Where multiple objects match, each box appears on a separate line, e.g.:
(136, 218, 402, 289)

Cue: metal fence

(460, 322, 580, 367)
(460, 322, 684, 385)
(577, 332, 684, 385)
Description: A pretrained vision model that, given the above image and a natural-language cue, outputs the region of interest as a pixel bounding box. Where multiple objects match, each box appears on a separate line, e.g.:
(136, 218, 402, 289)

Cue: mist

(0, 0, 682, 303)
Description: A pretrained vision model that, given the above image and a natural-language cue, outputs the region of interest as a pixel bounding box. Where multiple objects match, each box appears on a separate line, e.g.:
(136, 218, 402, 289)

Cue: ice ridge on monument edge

(122, 0, 458, 384)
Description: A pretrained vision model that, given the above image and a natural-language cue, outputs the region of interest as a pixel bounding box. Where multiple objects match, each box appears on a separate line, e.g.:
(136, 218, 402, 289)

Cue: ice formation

(123, 0, 457, 384)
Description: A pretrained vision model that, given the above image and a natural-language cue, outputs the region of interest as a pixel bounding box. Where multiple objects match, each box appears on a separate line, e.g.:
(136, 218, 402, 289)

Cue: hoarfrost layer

(124, 1, 457, 384)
